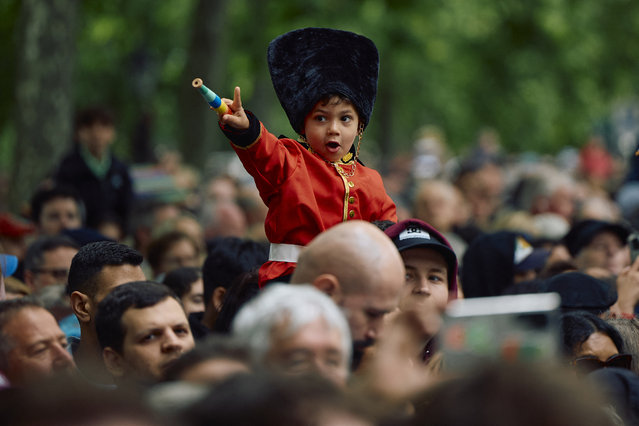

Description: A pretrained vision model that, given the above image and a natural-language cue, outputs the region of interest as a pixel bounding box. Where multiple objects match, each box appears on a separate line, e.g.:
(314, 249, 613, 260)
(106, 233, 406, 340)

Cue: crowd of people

(2, 26, 639, 425)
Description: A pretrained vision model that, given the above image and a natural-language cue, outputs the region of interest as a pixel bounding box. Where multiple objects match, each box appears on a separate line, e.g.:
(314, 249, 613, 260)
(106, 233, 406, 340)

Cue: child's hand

(219, 86, 249, 130)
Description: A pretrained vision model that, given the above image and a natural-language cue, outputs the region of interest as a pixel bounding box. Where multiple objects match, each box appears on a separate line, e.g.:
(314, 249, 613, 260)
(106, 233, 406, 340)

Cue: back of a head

(461, 231, 518, 298)
(400, 363, 617, 426)
(542, 271, 617, 315)
(95, 281, 178, 353)
(163, 335, 250, 382)
(588, 367, 639, 425)
(212, 270, 260, 334)
(185, 372, 370, 426)
(202, 237, 268, 303)
(67, 241, 143, 297)
(162, 266, 201, 299)
(2, 375, 162, 426)
(231, 284, 351, 367)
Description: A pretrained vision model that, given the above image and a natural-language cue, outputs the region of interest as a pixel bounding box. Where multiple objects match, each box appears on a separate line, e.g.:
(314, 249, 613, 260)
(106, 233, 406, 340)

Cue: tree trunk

(10, 0, 77, 213)
(178, 0, 230, 170)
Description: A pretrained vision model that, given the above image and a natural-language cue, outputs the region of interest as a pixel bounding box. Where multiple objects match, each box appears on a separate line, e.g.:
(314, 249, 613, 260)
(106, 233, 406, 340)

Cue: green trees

(3, 0, 639, 210)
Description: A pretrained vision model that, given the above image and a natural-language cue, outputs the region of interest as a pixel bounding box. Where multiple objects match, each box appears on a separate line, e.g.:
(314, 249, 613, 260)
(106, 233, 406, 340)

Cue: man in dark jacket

(55, 107, 134, 240)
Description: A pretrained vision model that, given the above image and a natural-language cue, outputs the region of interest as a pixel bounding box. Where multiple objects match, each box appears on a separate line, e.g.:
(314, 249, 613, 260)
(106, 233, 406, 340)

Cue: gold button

(347, 181, 354, 188)
(349, 210, 355, 218)
(348, 196, 355, 204)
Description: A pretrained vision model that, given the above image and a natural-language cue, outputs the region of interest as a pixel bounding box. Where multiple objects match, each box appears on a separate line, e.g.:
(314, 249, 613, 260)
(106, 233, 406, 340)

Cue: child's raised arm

(219, 86, 249, 131)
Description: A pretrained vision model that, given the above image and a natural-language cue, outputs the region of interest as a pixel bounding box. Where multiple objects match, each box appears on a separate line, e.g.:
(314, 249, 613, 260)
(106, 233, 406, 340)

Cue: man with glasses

(23, 236, 79, 292)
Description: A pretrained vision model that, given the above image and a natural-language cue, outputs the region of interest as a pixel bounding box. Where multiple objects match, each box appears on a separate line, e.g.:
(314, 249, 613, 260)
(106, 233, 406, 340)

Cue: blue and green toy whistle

(192, 78, 230, 115)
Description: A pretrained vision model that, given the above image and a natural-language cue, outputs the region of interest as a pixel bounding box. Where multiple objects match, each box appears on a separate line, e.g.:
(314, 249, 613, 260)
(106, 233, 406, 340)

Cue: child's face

(77, 122, 115, 159)
(303, 97, 359, 163)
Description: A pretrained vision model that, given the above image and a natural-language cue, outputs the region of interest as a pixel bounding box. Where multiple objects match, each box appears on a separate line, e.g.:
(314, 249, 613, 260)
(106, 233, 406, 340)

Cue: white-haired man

(232, 284, 351, 386)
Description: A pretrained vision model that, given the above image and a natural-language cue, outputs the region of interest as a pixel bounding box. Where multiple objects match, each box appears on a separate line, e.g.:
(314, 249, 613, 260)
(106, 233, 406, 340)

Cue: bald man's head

(292, 221, 404, 294)
(291, 221, 405, 360)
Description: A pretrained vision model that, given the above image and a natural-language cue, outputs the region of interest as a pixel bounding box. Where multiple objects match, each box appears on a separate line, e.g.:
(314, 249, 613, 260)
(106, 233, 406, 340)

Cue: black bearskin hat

(267, 27, 379, 135)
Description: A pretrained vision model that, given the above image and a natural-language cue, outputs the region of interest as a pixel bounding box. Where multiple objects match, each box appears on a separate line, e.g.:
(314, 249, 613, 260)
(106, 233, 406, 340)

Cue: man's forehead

(343, 288, 398, 311)
(122, 298, 187, 332)
(589, 231, 625, 244)
(43, 246, 78, 262)
(5, 307, 61, 340)
(43, 197, 78, 210)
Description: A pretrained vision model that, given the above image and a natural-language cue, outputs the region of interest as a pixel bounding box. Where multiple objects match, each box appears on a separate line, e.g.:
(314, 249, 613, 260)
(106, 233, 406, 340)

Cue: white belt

(269, 243, 303, 263)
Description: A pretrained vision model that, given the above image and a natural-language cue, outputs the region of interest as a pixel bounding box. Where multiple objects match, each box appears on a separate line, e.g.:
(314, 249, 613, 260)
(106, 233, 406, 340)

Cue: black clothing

(55, 147, 134, 232)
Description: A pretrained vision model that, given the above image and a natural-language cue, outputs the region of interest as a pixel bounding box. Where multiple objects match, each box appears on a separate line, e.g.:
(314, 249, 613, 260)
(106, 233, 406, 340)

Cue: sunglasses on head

(572, 353, 633, 372)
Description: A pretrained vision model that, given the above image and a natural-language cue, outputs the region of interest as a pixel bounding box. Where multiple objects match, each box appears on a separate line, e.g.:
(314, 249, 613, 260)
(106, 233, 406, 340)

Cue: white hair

(231, 284, 352, 369)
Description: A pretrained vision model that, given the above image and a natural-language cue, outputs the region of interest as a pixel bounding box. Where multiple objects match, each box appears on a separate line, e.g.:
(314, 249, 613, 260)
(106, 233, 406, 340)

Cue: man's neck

(201, 306, 218, 330)
(75, 328, 114, 385)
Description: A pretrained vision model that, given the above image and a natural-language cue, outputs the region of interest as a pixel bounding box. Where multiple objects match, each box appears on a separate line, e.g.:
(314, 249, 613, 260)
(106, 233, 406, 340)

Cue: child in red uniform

(217, 28, 397, 286)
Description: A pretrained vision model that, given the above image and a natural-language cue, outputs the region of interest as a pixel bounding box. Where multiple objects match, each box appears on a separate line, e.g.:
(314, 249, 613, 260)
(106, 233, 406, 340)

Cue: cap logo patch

(514, 236, 533, 264)
(399, 226, 431, 241)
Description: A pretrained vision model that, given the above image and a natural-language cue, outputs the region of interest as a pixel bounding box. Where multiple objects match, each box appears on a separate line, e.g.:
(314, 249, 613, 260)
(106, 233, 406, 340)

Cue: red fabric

(579, 141, 614, 179)
(0, 213, 35, 238)
(232, 122, 397, 286)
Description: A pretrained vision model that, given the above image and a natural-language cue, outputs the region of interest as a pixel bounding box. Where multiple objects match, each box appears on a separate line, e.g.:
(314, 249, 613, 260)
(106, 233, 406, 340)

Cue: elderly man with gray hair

(232, 284, 352, 387)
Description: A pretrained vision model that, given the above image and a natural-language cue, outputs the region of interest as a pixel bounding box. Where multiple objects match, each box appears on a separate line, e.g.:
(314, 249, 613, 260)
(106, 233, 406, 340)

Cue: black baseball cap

(384, 219, 458, 294)
(541, 271, 617, 314)
(563, 220, 631, 257)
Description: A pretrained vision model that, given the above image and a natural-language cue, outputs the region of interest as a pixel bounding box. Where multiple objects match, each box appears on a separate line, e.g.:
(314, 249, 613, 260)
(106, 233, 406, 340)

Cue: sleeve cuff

(219, 111, 261, 148)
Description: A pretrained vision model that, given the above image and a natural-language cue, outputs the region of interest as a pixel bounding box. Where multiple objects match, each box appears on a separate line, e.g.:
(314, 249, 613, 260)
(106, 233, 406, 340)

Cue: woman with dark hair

(560, 311, 632, 373)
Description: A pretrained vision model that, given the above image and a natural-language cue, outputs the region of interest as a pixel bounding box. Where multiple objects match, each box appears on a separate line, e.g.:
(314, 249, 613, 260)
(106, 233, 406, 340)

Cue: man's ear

(102, 347, 125, 378)
(23, 270, 36, 291)
(312, 274, 342, 302)
(212, 287, 227, 312)
(70, 291, 92, 324)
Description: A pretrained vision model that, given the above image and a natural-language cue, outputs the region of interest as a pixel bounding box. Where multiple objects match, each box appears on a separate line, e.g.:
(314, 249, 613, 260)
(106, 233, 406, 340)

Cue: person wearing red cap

(384, 219, 458, 363)
(0, 213, 36, 281)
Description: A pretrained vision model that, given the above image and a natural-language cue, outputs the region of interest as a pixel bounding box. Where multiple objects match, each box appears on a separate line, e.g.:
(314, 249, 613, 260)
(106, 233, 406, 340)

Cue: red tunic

(224, 113, 397, 286)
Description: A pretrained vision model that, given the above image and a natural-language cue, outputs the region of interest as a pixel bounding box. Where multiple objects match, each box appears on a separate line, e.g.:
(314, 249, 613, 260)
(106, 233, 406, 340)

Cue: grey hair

(231, 284, 352, 370)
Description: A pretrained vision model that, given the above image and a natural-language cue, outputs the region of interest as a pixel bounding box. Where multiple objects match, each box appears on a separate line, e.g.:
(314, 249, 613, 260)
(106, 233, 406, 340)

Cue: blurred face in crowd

(104, 297, 194, 384)
(181, 278, 205, 316)
(39, 197, 82, 236)
(77, 122, 115, 160)
(2, 306, 76, 385)
(574, 331, 619, 363)
(414, 182, 462, 232)
(158, 238, 199, 277)
(340, 277, 402, 350)
(266, 317, 348, 386)
(574, 231, 630, 276)
(26, 246, 78, 291)
(548, 186, 576, 221)
(398, 247, 449, 340)
(457, 163, 504, 227)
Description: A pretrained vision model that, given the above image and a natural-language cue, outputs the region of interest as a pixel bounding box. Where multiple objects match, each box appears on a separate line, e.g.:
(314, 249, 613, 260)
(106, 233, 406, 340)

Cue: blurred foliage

(3, 0, 639, 180)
